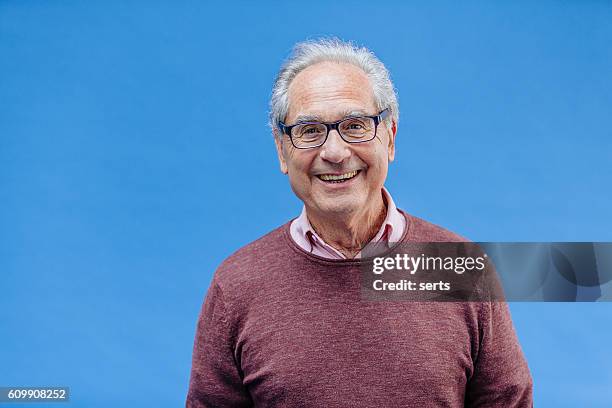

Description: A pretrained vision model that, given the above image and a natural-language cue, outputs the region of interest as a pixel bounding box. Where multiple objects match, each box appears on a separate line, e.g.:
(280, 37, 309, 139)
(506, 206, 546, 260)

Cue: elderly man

(187, 38, 533, 407)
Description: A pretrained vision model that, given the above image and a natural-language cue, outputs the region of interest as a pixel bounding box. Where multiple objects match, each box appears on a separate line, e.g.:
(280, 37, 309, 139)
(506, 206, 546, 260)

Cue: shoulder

(207, 221, 301, 323)
(401, 210, 469, 242)
(212, 221, 293, 288)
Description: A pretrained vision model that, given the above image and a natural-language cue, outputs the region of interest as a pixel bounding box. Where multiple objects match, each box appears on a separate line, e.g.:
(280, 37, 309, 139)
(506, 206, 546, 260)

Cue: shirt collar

(289, 187, 406, 259)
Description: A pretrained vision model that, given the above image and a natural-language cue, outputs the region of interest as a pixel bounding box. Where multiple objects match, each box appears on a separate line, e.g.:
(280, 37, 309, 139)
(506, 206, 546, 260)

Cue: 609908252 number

(1, 387, 69, 402)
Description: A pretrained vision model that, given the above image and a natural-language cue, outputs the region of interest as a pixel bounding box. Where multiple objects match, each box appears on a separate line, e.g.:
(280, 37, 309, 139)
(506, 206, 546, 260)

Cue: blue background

(1, 1, 611, 406)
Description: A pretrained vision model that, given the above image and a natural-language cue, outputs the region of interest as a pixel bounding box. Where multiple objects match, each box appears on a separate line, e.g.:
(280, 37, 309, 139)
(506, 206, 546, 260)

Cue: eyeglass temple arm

(376, 108, 391, 124)
(277, 122, 289, 135)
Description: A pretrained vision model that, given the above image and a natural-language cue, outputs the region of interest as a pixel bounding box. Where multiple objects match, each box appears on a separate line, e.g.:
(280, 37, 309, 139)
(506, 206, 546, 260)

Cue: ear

(387, 119, 397, 162)
(273, 131, 289, 174)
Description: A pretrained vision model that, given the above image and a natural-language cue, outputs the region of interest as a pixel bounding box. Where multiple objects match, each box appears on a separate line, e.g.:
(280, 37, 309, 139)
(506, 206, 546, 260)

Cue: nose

(319, 129, 351, 163)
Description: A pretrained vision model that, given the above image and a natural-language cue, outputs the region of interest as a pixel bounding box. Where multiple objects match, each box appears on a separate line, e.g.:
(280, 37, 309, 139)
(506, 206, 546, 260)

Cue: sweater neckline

(282, 209, 413, 266)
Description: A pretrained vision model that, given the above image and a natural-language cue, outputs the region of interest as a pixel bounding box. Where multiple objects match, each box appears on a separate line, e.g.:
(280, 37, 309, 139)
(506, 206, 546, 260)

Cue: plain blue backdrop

(1, 1, 611, 406)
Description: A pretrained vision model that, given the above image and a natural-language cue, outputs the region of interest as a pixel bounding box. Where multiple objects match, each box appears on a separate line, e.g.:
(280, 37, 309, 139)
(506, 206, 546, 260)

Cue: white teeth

(318, 170, 358, 181)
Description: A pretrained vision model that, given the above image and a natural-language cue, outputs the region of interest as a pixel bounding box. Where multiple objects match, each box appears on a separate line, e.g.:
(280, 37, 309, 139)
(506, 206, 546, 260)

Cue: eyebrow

(292, 109, 371, 124)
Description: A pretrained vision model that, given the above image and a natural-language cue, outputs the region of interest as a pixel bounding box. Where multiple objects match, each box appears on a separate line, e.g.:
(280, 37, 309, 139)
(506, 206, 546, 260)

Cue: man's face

(275, 61, 397, 219)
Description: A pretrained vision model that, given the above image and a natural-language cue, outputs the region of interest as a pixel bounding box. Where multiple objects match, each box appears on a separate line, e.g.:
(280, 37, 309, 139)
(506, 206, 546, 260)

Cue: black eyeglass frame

(278, 108, 391, 149)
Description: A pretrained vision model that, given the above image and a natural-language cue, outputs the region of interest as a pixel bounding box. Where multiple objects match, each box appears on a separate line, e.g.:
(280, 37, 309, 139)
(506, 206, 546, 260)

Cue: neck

(306, 191, 387, 259)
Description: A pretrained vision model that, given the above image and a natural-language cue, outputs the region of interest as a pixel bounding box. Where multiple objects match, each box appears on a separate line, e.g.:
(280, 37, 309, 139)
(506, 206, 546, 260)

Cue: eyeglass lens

(291, 117, 375, 148)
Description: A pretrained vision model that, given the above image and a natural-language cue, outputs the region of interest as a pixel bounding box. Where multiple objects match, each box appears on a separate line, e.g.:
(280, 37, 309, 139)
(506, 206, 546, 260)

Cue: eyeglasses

(278, 108, 390, 149)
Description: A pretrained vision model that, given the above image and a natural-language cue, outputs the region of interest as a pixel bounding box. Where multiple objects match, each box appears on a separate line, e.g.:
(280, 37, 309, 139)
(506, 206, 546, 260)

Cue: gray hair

(269, 37, 399, 137)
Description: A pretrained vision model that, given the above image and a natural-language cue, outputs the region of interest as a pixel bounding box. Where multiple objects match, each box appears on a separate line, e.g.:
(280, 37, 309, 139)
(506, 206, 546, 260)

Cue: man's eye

(348, 123, 364, 129)
(298, 125, 325, 137)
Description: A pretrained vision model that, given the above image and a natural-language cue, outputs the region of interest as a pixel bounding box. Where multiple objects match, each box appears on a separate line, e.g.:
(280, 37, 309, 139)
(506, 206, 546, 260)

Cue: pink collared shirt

(289, 187, 406, 259)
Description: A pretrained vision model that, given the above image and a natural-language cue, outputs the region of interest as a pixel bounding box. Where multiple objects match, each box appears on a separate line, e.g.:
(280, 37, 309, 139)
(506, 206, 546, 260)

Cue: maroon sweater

(187, 212, 533, 407)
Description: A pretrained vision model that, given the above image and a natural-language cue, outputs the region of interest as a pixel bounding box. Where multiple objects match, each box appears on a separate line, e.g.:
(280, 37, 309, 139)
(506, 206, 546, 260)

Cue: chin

(314, 197, 362, 216)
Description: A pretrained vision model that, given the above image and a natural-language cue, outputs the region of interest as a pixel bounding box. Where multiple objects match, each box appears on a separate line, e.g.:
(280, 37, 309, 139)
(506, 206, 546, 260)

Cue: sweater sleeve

(186, 281, 253, 408)
(465, 301, 534, 407)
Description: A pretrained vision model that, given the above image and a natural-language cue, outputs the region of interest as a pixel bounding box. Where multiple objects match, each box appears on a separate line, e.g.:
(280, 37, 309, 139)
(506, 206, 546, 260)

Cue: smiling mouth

(316, 170, 361, 183)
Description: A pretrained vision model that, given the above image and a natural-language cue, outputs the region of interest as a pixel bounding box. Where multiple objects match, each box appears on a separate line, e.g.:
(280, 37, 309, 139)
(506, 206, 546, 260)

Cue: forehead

(286, 61, 377, 123)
